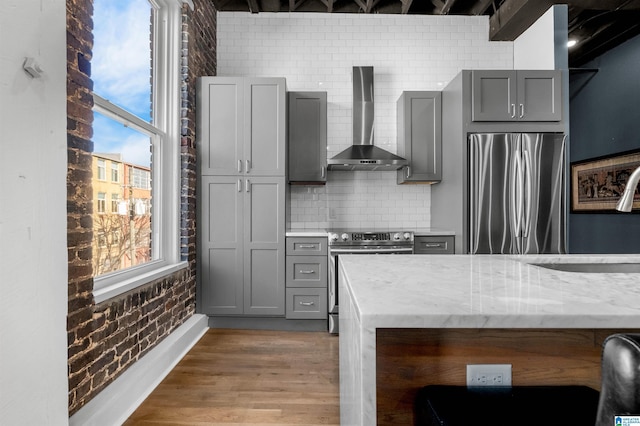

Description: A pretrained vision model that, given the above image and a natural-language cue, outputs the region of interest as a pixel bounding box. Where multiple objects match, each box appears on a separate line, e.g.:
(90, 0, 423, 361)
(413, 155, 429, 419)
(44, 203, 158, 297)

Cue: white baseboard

(69, 314, 209, 426)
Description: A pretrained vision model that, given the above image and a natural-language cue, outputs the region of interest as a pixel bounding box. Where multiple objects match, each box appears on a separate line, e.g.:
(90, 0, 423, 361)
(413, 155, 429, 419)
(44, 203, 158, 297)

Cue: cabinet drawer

(286, 288, 327, 319)
(414, 236, 455, 254)
(286, 237, 327, 255)
(286, 256, 328, 287)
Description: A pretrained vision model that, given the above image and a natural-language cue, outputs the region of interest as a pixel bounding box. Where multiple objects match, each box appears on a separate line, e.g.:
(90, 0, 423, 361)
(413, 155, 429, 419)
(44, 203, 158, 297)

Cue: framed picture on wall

(571, 149, 640, 212)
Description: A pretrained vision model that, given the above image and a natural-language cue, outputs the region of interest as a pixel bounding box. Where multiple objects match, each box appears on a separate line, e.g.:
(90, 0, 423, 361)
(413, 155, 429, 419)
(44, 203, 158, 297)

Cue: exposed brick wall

(181, 0, 217, 271)
(66, 0, 216, 415)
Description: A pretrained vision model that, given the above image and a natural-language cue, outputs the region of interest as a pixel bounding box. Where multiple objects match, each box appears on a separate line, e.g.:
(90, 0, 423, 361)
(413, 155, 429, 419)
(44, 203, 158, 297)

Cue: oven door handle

(329, 247, 414, 254)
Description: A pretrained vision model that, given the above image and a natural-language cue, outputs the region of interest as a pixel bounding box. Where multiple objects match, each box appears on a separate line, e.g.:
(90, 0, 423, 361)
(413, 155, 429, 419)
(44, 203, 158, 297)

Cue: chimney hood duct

(327, 66, 408, 171)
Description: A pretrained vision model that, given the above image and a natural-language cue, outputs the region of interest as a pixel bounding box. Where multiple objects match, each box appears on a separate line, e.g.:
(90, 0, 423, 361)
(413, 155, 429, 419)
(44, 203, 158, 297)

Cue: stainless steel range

(327, 230, 414, 333)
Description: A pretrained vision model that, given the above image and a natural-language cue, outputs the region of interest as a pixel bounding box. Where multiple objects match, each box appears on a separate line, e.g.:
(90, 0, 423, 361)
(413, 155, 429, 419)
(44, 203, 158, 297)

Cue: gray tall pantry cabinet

(197, 77, 286, 316)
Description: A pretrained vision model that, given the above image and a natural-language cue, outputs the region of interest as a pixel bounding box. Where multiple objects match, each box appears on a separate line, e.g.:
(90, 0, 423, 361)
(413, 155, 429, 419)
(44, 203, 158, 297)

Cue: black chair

(596, 333, 640, 426)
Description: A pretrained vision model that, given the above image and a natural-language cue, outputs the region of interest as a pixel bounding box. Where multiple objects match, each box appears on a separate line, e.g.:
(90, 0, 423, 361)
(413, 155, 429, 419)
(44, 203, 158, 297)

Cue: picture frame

(571, 149, 640, 212)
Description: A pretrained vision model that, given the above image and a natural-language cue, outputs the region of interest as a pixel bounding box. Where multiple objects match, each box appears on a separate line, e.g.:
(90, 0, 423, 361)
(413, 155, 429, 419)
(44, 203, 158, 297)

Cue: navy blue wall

(569, 34, 640, 253)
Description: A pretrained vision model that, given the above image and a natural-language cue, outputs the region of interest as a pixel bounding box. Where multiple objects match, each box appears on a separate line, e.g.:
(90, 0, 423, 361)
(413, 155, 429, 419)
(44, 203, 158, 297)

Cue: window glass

(97, 192, 106, 213)
(97, 159, 106, 180)
(111, 163, 119, 182)
(92, 0, 152, 122)
(92, 0, 155, 277)
(111, 193, 120, 213)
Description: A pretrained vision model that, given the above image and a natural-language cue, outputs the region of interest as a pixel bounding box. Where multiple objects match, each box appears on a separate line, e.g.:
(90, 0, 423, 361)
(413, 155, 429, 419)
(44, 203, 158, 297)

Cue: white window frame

(92, 0, 187, 303)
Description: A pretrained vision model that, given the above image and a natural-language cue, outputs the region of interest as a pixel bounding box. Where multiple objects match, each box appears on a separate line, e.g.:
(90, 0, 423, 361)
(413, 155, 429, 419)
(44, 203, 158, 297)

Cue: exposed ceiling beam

(354, 0, 381, 13)
(566, 0, 640, 10)
(400, 0, 413, 14)
(213, 0, 234, 9)
(489, 0, 554, 41)
(247, 0, 260, 13)
(319, 0, 335, 12)
(468, 0, 495, 15)
(289, 0, 308, 11)
(440, 0, 457, 15)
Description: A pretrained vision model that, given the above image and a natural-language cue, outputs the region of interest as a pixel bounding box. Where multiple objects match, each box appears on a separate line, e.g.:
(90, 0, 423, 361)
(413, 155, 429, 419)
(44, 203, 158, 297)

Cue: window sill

(93, 261, 188, 304)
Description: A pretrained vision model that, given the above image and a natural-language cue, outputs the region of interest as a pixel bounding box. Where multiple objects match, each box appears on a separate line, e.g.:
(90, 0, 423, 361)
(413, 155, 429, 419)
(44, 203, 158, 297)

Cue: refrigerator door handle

(522, 150, 533, 238)
(513, 150, 524, 238)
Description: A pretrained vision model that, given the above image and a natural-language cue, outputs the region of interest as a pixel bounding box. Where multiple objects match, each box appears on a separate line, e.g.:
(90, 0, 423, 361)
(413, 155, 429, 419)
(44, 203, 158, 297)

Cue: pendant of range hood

(327, 66, 408, 171)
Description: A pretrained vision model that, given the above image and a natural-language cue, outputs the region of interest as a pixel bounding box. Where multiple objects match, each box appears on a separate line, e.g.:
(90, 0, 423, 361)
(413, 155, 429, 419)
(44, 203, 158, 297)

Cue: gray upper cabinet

(471, 70, 562, 122)
(397, 91, 442, 184)
(197, 77, 286, 176)
(287, 91, 327, 184)
(197, 76, 286, 317)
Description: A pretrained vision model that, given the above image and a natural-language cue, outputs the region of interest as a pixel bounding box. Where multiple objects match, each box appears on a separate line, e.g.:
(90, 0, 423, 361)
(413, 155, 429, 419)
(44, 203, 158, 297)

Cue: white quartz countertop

(339, 254, 640, 329)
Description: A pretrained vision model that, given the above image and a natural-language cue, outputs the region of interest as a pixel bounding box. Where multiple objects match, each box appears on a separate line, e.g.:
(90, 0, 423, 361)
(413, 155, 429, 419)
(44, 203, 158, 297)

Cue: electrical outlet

(466, 364, 512, 387)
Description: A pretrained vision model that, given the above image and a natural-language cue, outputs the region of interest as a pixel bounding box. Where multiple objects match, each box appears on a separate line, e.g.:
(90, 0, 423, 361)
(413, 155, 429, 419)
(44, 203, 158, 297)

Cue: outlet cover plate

(466, 364, 512, 387)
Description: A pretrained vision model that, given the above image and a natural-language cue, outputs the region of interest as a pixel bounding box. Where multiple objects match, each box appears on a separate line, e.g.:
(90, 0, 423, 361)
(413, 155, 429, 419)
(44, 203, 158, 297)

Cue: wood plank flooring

(123, 328, 340, 426)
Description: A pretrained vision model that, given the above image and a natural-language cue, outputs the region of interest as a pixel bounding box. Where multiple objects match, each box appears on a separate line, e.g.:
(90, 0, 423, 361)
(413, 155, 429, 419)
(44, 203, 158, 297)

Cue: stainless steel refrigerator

(469, 133, 566, 254)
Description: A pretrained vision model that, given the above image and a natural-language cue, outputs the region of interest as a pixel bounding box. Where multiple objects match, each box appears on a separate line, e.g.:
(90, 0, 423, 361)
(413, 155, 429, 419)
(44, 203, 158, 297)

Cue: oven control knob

(393, 233, 401, 241)
(341, 233, 349, 241)
(403, 232, 411, 240)
(329, 233, 338, 242)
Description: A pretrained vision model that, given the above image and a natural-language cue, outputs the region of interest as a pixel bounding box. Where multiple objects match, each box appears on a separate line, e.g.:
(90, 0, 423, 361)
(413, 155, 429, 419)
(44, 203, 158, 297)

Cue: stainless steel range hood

(327, 66, 408, 171)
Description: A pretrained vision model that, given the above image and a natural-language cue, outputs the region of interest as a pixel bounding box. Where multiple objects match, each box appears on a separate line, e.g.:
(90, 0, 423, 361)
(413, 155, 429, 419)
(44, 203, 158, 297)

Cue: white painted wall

(514, 6, 556, 69)
(0, 0, 69, 424)
(217, 12, 514, 230)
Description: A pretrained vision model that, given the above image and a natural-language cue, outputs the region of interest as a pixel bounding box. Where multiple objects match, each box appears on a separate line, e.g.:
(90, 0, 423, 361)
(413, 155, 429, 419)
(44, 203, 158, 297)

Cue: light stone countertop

(339, 253, 640, 329)
(285, 229, 328, 237)
(338, 253, 640, 426)
(413, 228, 455, 236)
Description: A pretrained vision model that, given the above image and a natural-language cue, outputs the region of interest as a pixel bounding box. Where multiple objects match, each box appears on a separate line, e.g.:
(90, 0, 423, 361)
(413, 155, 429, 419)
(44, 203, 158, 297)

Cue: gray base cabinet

(197, 76, 286, 317)
(287, 92, 327, 184)
(285, 237, 328, 320)
(397, 91, 442, 184)
(414, 235, 455, 254)
(471, 70, 562, 122)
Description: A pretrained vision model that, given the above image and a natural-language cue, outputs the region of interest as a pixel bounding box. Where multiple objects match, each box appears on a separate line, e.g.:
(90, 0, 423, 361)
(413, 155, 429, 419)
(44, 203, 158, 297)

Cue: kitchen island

(338, 254, 640, 425)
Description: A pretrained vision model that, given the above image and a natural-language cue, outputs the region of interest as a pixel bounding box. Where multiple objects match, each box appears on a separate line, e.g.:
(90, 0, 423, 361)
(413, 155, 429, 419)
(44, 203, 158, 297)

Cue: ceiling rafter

(290, 0, 309, 11)
(489, 0, 554, 40)
(440, 0, 458, 15)
(468, 0, 494, 15)
(400, 0, 413, 14)
(319, 0, 335, 12)
(354, 0, 382, 13)
(246, 0, 260, 13)
(210, 0, 640, 67)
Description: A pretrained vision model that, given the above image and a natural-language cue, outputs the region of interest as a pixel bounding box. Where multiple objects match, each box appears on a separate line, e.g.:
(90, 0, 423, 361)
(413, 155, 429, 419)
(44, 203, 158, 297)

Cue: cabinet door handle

(299, 301, 315, 306)
(519, 103, 524, 118)
(299, 270, 315, 274)
(406, 166, 411, 179)
(298, 244, 317, 249)
(424, 243, 444, 248)
(237, 179, 242, 192)
(246, 159, 251, 173)
(321, 166, 326, 179)
(237, 160, 242, 173)
(246, 179, 251, 192)
(511, 104, 516, 119)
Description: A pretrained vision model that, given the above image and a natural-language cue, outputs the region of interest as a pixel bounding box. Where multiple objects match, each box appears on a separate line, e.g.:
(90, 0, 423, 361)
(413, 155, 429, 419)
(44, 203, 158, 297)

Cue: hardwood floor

(123, 328, 340, 425)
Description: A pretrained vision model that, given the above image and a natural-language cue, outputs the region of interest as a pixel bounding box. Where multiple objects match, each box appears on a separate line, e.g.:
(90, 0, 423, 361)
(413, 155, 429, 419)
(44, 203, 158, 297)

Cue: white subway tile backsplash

(218, 12, 512, 230)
